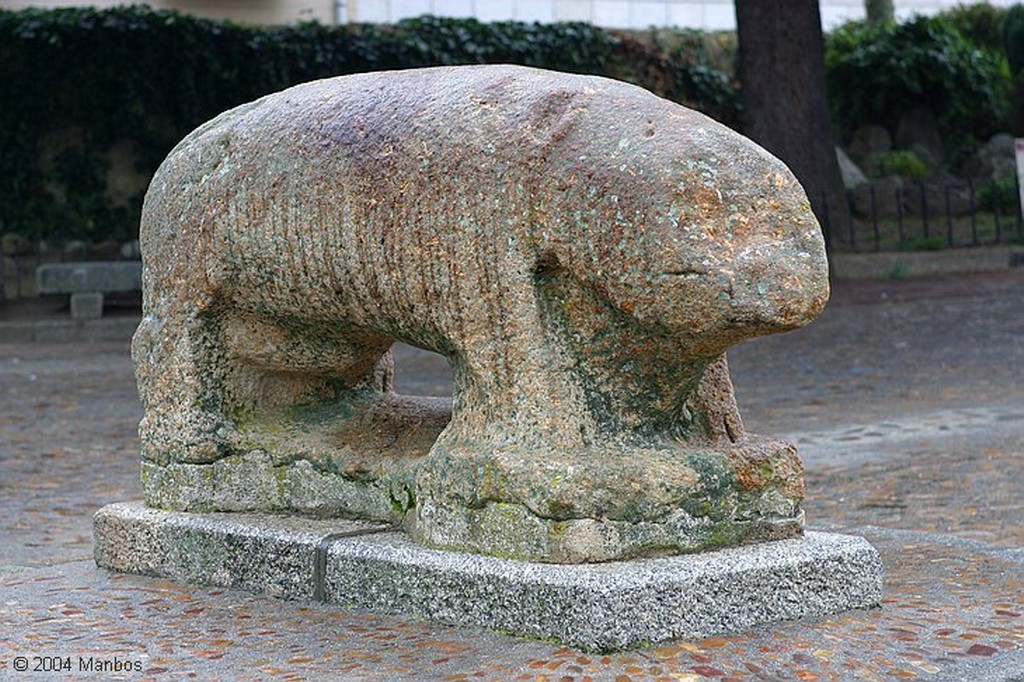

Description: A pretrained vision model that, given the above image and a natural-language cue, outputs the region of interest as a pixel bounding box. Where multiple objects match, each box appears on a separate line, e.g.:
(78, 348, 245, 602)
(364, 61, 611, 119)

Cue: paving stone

(2, 272, 1023, 678)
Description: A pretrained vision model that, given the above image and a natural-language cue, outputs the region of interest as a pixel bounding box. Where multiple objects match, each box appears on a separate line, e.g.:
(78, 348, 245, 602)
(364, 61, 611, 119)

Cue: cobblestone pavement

(1, 271, 1022, 680)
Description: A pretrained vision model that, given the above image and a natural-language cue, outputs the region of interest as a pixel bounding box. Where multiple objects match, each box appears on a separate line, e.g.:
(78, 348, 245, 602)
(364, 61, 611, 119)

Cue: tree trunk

(735, 0, 850, 247)
(865, 0, 895, 27)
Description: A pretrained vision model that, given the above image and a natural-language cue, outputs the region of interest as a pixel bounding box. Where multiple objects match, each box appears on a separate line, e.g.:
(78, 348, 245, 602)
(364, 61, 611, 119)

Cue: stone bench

(36, 261, 142, 319)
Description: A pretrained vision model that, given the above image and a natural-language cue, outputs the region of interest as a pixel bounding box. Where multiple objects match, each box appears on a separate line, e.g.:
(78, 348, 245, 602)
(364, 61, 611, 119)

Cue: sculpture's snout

(716, 210, 830, 337)
(642, 183, 829, 351)
(730, 239, 829, 328)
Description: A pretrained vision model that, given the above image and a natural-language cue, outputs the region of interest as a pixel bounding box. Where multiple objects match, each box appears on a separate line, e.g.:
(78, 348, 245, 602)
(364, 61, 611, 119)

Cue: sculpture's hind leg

(132, 295, 394, 467)
(132, 294, 411, 518)
(133, 301, 239, 466)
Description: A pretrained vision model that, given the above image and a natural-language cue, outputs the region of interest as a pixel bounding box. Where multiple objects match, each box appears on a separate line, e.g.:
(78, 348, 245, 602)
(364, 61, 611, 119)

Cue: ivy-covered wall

(0, 6, 738, 243)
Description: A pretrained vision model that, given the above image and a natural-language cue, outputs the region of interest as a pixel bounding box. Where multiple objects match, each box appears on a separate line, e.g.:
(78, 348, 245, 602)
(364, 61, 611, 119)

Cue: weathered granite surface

(94, 501, 389, 600)
(93, 502, 883, 652)
(134, 64, 829, 562)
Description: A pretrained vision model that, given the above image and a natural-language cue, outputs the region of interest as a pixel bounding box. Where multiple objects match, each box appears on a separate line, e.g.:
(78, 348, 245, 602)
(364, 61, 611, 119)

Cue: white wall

(0, 0, 336, 25)
(345, 0, 736, 28)
(345, 0, 1022, 30)
(3, 0, 1019, 29)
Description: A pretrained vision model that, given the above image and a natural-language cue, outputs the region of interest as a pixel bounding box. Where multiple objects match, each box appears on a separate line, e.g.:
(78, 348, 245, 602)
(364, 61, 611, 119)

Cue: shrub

(909, 236, 946, 251)
(1005, 3, 1024, 75)
(907, 235, 947, 251)
(1011, 71, 1024, 136)
(825, 15, 1012, 162)
(394, 14, 615, 69)
(977, 175, 1022, 213)
(0, 6, 737, 243)
(869, 150, 930, 180)
(620, 28, 740, 129)
(938, 2, 1008, 53)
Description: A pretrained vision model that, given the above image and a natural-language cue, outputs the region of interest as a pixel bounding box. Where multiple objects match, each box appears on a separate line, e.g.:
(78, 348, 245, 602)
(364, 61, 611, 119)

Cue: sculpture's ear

(523, 84, 581, 151)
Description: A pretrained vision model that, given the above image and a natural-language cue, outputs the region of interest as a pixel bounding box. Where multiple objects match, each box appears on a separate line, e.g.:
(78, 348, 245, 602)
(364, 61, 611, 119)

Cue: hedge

(0, 6, 737, 243)
(825, 14, 1013, 163)
(8, 5, 1018, 245)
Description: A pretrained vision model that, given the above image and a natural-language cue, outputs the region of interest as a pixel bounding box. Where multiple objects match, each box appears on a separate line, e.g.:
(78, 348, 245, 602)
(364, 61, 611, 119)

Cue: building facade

(2, 0, 1018, 30)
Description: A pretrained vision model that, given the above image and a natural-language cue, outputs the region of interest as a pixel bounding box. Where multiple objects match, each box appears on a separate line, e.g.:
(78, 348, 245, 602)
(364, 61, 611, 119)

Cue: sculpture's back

(133, 65, 829, 563)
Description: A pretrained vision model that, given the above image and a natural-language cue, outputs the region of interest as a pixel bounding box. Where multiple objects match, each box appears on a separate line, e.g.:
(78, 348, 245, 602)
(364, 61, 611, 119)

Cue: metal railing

(825, 178, 1024, 253)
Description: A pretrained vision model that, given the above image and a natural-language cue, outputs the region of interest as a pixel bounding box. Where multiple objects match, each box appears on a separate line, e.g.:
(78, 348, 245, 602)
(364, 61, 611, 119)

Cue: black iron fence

(824, 177, 1024, 252)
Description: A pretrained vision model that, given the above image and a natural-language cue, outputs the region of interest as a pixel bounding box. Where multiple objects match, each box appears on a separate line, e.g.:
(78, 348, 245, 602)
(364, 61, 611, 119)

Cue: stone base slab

(94, 501, 883, 652)
(93, 501, 390, 600)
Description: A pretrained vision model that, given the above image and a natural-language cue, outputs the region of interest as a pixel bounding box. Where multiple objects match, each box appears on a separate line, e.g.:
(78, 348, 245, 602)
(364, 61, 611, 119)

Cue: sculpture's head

(567, 116, 830, 358)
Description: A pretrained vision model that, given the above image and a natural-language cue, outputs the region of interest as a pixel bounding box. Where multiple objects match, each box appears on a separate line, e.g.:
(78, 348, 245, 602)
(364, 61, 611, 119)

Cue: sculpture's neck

(533, 264, 716, 446)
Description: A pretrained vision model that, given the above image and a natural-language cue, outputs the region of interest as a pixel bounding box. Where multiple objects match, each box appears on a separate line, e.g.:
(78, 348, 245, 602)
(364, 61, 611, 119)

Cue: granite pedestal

(94, 501, 883, 651)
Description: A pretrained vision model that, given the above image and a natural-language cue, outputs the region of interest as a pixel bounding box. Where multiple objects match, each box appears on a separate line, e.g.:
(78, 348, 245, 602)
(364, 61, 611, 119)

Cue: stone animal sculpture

(134, 64, 829, 563)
